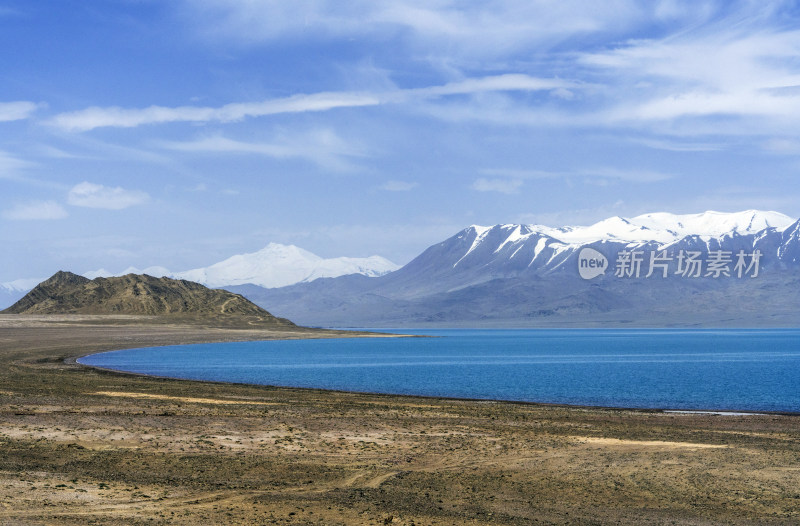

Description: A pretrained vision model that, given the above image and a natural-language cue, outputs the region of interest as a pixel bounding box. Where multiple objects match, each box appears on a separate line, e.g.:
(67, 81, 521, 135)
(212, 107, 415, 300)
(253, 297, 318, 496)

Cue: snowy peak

(428, 210, 799, 280)
(76, 243, 399, 290)
(176, 243, 323, 288)
(0, 277, 46, 292)
(629, 210, 794, 241)
(465, 210, 795, 247)
(778, 218, 800, 263)
(95, 243, 400, 289)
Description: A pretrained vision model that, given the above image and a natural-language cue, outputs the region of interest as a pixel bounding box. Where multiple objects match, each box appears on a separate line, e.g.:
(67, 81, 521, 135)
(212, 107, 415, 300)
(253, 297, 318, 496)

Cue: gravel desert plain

(1, 314, 799, 525)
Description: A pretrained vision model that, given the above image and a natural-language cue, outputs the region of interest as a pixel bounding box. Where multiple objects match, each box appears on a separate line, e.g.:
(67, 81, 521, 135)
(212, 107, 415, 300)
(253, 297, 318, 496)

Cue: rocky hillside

(2, 271, 294, 326)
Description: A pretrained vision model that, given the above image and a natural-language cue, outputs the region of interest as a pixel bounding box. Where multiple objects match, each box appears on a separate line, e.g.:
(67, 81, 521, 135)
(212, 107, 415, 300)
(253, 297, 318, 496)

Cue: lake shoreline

(76, 328, 800, 416)
(2, 314, 800, 524)
(76, 358, 800, 418)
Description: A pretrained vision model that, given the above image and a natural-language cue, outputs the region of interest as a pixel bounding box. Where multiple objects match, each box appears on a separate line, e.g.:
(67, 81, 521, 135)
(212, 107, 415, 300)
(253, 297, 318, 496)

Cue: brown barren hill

(2, 271, 294, 326)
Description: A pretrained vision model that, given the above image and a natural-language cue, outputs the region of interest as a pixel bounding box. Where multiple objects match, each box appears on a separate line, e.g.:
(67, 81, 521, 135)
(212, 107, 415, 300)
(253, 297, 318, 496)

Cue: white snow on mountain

(0, 277, 46, 292)
(80, 243, 399, 289)
(4, 211, 795, 298)
(174, 243, 398, 288)
(478, 210, 795, 247)
(0, 278, 41, 310)
(306, 256, 399, 282)
(449, 210, 798, 272)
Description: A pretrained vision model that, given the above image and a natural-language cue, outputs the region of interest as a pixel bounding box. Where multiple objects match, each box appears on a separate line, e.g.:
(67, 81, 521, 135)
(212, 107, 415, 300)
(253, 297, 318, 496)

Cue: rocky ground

(0, 314, 798, 525)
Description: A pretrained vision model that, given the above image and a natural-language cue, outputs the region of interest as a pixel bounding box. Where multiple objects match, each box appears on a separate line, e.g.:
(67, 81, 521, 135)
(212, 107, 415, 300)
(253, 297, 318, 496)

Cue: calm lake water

(77, 329, 800, 413)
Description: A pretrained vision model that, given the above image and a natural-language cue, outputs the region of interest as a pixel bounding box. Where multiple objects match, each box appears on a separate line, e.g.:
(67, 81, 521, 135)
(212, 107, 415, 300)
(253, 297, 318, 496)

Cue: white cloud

(629, 137, 723, 152)
(614, 91, 800, 122)
(471, 177, 522, 194)
(550, 88, 575, 100)
(180, 0, 648, 58)
(49, 74, 576, 132)
(482, 167, 671, 184)
(578, 10, 800, 131)
(42, 2, 800, 144)
(0, 101, 42, 122)
(3, 200, 68, 220)
(67, 182, 149, 210)
(48, 92, 381, 132)
(380, 180, 418, 191)
(0, 152, 61, 190)
(161, 129, 366, 171)
(0, 151, 33, 177)
(406, 74, 576, 98)
(164, 135, 297, 157)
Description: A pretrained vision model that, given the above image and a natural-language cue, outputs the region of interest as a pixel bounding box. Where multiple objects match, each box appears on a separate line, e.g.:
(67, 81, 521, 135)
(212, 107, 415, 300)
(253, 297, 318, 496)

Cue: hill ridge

(3, 271, 294, 327)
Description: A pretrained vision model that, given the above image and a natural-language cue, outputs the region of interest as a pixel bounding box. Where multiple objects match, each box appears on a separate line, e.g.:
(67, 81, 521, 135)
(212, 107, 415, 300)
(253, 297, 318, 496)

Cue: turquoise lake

(77, 329, 800, 413)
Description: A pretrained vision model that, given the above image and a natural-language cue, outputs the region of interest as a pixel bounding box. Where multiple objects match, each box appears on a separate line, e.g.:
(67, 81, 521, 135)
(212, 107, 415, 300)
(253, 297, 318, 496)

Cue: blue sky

(3, 0, 800, 281)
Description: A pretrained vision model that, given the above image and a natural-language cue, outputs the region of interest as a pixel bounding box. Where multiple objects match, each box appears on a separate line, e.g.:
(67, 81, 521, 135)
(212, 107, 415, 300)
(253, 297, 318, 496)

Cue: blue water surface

(77, 329, 800, 412)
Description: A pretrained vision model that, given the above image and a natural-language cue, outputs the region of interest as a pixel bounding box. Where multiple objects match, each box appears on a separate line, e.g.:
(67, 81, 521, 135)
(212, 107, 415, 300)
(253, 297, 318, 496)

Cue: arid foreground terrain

(0, 315, 798, 525)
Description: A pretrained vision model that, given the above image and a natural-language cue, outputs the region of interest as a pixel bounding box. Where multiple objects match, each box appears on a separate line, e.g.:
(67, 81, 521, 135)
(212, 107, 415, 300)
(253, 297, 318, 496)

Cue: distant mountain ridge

(3, 210, 799, 326)
(3, 271, 294, 327)
(415, 210, 796, 285)
(81, 243, 399, 289)
(173, 243, 398, 288)
(0, 243, 399, 310)
(231, 210, 800, 327)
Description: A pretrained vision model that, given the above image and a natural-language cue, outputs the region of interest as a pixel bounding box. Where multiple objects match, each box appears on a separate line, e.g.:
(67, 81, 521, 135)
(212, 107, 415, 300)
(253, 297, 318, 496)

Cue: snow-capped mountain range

(445, 210, 796, 277)
(234, 210, 800, 327)
(475, 210, 793, 246)
(3, 210, 799, 324)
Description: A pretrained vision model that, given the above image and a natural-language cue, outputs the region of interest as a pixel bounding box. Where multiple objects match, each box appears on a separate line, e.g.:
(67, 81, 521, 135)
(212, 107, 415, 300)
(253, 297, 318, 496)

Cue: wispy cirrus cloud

(405, 74, 577, 98)
(179, 0, 653, 58)
(0, 101, 42, 122)
(483, 167, 672, 183)
(48, 92, 380, 132)
(0, 151, 34, 177)
(160, 129, 366, 171)
(3, 200, 68, 220)
(628, 137, 723, 152)
(48, 74, 576, 132)
(67, 182, 149, 210)
(39, 2, 800, 144)
(579, 9, 800, 132)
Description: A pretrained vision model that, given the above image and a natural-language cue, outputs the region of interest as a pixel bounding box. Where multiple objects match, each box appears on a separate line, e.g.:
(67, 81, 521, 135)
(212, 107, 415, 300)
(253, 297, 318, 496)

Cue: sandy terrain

(1, 314, 798, 525)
